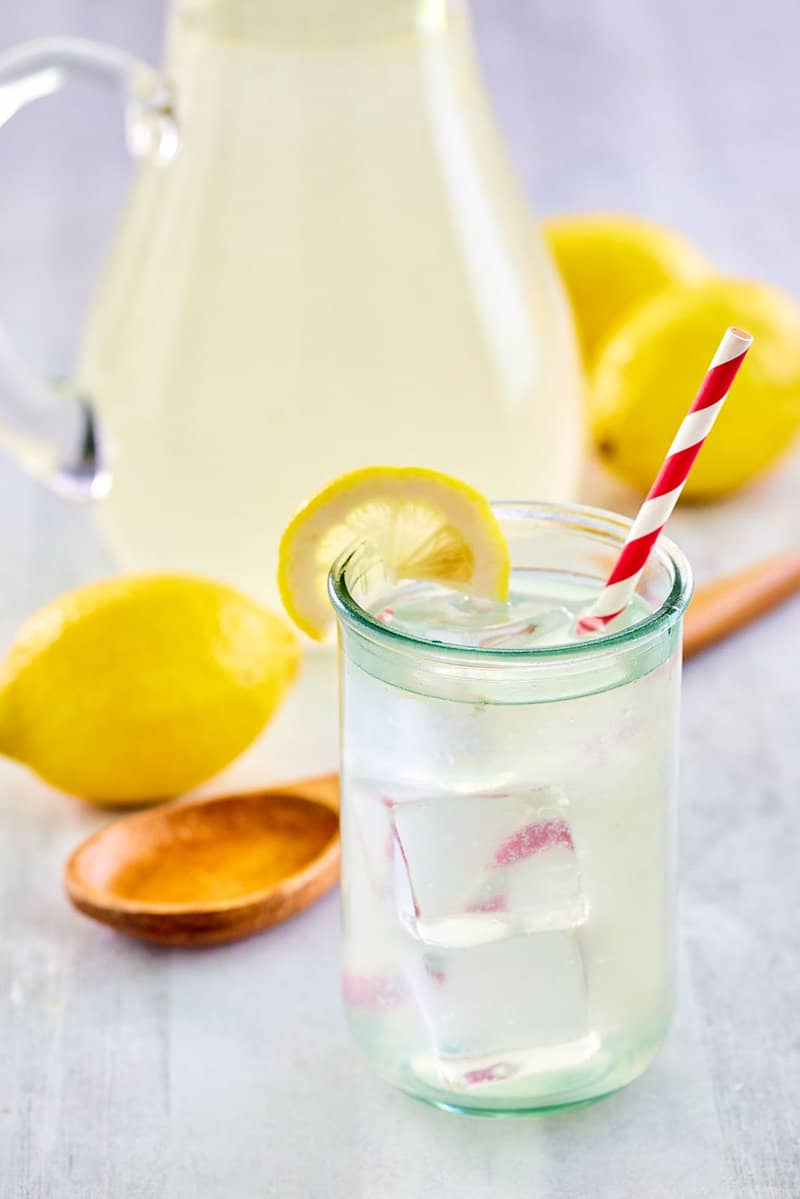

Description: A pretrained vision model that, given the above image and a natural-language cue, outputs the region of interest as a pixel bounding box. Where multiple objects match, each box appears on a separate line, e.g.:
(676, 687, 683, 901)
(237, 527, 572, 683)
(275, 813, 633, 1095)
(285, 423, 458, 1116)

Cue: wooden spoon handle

(683, 550, 800, 659)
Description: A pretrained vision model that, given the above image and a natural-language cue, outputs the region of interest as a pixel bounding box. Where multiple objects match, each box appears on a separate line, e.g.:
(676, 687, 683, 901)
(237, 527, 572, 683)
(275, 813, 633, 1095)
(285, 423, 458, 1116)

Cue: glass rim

(328, 499, 694, 662)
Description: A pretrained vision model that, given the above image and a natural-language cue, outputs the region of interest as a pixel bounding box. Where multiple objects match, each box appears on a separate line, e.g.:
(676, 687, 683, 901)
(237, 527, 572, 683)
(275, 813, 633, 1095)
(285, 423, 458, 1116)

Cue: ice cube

(410, 1030, 603, 1095)
(369, 579, 579, 650)
(478, 605, 575, 649)
(388, 787, 588, 947)
(341, 830, 411, 1024)
(407, 929, 590, 1068)
(465, 815, 589, 933)
(346, 780, 397, 896)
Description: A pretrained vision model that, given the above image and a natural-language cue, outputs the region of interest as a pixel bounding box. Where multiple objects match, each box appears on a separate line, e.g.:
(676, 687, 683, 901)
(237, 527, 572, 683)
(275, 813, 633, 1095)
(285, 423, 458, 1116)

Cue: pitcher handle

(0, 37, 178, 500)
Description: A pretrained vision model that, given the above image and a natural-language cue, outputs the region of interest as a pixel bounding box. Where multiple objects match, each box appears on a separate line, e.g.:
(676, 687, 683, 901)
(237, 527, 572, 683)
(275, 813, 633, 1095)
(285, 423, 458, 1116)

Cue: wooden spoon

(684, 549, 800, 658)
(65, 773, 339, 947)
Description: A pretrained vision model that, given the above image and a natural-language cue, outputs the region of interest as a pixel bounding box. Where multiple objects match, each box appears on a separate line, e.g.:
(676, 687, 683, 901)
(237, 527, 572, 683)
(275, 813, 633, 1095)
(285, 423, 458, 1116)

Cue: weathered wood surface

(0, 1, 798, 1194)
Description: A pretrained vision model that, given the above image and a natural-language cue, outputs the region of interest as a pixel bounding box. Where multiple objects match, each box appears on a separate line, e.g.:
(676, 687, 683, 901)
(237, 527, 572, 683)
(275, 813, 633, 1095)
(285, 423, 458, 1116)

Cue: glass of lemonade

(329, 501, 693, 1114)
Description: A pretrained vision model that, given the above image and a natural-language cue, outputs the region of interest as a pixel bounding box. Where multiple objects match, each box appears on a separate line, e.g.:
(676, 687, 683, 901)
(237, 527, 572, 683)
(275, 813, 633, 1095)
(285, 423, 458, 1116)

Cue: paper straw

(578, 326, 754, 633)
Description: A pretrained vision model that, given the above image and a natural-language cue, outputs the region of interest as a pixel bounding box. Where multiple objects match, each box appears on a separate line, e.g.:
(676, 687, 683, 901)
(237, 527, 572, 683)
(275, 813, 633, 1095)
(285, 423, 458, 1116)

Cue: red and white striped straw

(578, 326, 753, 633)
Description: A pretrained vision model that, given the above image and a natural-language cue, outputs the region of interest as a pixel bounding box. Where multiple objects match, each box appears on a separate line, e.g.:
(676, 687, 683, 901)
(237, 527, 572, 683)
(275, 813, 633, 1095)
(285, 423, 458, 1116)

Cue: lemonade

(76, 0, 582, 609)
(331, 502, 692, 1113)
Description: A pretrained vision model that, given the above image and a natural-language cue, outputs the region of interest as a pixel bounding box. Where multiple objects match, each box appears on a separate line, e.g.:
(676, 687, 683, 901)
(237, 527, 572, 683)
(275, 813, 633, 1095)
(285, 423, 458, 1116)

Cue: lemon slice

(278, 467, 510, 640)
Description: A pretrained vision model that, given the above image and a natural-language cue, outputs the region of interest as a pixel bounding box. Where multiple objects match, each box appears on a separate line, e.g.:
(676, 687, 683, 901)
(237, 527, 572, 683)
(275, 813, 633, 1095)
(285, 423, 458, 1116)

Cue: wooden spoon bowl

(65, 774, 339, 947)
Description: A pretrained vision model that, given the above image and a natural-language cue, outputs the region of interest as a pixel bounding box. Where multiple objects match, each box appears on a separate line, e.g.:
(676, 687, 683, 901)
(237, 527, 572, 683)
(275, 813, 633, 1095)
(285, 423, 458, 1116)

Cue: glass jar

(330, 501, 693, 1114)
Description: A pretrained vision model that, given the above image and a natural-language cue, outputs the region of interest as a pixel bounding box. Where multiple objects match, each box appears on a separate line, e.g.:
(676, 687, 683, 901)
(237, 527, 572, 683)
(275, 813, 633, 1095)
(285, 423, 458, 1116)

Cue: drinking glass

(330, 501, 692, 1114)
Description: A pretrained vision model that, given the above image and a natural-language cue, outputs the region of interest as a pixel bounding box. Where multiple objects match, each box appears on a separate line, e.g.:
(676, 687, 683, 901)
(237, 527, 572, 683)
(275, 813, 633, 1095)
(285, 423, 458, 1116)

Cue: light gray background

(0, 3, 798, 1197)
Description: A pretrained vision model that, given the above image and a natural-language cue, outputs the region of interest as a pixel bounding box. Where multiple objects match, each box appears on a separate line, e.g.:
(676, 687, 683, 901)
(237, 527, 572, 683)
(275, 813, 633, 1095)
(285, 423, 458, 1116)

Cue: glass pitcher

(0, 0, 583, 610)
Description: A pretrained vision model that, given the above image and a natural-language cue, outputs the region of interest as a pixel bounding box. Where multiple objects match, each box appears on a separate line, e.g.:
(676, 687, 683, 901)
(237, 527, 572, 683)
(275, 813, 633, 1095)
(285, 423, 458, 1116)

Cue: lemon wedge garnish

(278, 466, 510, 640)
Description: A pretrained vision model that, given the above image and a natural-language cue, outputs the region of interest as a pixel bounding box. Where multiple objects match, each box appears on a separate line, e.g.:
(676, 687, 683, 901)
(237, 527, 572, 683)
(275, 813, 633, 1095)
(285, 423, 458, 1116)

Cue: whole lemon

(590, 277, 800, 499)
(544, 213, 710, 365)
(0, 575, 299, 804)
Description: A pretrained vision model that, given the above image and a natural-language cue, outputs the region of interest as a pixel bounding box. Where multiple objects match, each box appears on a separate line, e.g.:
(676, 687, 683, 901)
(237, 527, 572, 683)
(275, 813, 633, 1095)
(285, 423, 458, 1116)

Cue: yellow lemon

(0, 575, 299, 804)
(590, 277, 800, 499)
(278, 466, 510, 640)
(544, 213, 709, 364)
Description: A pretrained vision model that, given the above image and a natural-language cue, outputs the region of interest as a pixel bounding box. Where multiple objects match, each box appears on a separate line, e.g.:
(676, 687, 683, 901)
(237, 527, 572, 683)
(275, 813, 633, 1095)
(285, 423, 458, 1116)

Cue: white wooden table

(1, 2, 799, 1196)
